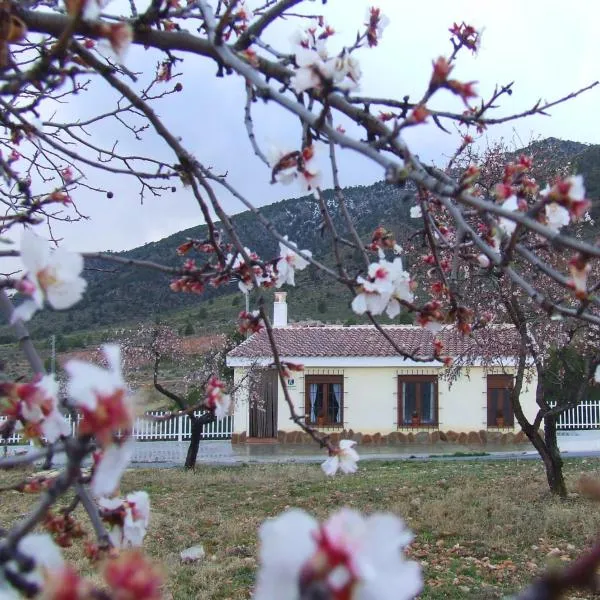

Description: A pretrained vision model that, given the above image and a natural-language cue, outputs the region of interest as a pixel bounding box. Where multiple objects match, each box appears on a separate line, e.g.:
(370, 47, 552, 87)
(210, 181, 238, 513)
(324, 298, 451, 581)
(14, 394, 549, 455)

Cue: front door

(249, 369, 278, 438)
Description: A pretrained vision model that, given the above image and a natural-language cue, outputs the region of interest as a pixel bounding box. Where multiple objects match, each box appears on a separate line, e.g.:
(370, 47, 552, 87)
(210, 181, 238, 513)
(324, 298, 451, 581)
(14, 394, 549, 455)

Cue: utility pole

(50, 334, 56, 374)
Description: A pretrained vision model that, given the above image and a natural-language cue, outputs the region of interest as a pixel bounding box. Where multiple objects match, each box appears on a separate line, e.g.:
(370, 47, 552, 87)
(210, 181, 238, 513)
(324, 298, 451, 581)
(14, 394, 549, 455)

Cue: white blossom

(255, 508, 422, 600)
(329, 52, 362, 91)
(206, 376, 232, 420)
(291, 46, 361, 93)
(291, 47, 330, 93)
(276, 237, 312, 287)
(66, 344, 125, 412)
(321, 440, 359, 476)
(352, 258, 412, 318)
(566, 174, 585, 201)
(99, 490, 150, 548)
(18, 375, 70, 443)
(12, 230, 86, 322)
(351, 276, 391, 315)
(0, 534, 64, 595)
(91, 440, 134, 497)
(545, 202, 570, 232)
(498, 195, 519, 236)
(410, 205, 422, 219)
(477, 254, 491, 268)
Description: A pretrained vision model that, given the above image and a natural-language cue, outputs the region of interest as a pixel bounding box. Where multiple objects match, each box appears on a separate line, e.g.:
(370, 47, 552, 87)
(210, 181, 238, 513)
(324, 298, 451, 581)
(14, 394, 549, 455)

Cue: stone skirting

(231, 429, 531, 445)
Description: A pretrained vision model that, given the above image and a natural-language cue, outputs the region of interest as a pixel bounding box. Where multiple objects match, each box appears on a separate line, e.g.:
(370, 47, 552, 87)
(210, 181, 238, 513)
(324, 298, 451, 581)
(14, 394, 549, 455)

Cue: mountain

(4, 137, 599, 344)
(10, 180, 419, 342)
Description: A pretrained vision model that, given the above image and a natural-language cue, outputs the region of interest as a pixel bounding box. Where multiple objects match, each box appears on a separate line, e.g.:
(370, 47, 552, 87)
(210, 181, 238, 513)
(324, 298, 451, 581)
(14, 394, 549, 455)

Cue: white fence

(553, 400, 600, 430)
(0, 411, 233, 445)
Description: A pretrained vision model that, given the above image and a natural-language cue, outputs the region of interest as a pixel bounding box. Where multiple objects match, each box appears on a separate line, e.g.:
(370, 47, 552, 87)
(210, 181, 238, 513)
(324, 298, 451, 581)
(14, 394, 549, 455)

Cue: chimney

(273, 292, 288, 327)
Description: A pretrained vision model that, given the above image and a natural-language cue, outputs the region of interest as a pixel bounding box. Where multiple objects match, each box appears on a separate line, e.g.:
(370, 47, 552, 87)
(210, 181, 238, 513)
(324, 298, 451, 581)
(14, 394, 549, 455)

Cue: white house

(226, 293, 538, 446)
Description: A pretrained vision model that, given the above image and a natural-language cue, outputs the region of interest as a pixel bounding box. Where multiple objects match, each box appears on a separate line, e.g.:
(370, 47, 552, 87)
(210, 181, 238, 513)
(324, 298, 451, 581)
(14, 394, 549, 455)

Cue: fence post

(178, 414, 183, 442)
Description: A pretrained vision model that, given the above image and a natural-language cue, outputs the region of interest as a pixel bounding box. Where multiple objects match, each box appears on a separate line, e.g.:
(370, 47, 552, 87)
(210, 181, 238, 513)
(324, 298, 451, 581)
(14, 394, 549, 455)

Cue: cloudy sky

(23, 0, 600, 254)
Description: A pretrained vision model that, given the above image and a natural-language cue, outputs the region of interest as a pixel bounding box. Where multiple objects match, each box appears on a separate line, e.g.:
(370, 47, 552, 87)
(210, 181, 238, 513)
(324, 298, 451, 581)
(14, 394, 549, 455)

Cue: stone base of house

(231, 429, 533, 445)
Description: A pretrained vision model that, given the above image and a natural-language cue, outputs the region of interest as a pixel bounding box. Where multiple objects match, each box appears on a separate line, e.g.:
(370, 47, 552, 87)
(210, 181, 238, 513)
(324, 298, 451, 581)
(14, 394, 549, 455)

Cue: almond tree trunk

(184, 412, 216, 469)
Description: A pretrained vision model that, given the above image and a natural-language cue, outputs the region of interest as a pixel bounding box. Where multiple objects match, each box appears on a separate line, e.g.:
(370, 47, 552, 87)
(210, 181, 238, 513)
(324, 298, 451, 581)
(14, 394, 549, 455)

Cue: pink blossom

(205, 375, 231, 420)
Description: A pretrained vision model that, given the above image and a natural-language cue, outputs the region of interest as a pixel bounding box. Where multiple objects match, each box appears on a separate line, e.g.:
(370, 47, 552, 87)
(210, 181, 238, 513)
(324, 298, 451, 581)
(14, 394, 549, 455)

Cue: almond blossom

(0, 533, 64, 596)
(103, 550, 163, 600)
(92, 440, 134, 498)
(498, 194, 520, 235)
(205, 375, 231, 420)
(66, 345, 131, 443)
(254, 508, 422, 600)
(268, 145, 322, 191)
(543, 174, 590, 220)
(321, 440, 359, 476)
(568, 255, 591, 299)
(66, 345, 133, 496)
(17, 375, 70, 442)
(291, 47, 329, 93)
(386, 258, 414, 319)
(98, 491, 150, 548)
(352, 258, 413, 318)
(276, 237, 312, 287)
(409, 205, 422, 219)
(545, 202, 570, 232)
(12, 229, 86, 322)
(477, 253, 491, 268)
(100, 22, 133, 64)
(365, 6, 390, 47)
(291, 45, 362, 94)
(226, 247, 276, 293)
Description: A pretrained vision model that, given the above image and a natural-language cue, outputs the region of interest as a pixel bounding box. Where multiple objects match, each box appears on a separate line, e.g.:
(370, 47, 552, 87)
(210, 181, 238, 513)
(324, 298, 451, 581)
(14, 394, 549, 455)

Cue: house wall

(232, 364, 538, 436)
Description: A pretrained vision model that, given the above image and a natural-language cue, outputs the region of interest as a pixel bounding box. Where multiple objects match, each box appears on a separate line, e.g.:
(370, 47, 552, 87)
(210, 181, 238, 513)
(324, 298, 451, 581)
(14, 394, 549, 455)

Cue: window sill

(397, 424, 439, 430)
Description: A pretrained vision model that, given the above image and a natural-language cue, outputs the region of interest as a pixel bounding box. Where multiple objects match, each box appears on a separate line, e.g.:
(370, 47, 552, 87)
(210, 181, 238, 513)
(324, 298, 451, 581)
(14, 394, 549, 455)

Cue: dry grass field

(2, 458, 600, 599)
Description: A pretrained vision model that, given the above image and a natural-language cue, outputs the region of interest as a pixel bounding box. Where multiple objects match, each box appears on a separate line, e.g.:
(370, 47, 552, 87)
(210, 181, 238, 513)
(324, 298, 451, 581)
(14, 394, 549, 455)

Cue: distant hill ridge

(15, 137, 600, 339)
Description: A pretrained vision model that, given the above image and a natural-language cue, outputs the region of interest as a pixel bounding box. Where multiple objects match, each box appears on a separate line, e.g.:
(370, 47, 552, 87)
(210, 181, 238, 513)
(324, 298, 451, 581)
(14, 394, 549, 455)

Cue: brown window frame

(487, 374, 514, 428)
(305, 375, 344, 428)
(397, 375, 439, 428)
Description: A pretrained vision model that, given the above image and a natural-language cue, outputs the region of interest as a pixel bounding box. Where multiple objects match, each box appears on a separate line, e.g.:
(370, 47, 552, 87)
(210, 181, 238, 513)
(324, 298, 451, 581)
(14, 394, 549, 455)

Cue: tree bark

(542, 413, 567, 498)
(184, 417, 202, 469)
(184, 412, 216, 469)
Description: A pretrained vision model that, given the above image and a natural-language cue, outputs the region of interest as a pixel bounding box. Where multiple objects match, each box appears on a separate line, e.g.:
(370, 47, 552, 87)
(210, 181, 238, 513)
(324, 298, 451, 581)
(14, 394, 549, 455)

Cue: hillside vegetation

(2, 137, 598, 351)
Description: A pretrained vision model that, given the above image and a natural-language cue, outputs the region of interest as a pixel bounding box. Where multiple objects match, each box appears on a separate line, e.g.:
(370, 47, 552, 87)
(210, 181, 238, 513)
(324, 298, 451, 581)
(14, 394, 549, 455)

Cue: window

(305, 376, 343, 427)
(398, 376, 438, 427)
(487, 375, 514, 427)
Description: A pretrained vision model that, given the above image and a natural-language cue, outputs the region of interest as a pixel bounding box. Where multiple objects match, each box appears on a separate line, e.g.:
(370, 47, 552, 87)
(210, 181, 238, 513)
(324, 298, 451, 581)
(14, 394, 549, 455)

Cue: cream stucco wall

(232, 364, 538, 435)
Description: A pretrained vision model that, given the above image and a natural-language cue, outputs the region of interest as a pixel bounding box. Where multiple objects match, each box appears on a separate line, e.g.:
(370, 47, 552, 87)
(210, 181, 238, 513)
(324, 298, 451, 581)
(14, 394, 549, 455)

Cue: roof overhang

(226, 355, 521, 368)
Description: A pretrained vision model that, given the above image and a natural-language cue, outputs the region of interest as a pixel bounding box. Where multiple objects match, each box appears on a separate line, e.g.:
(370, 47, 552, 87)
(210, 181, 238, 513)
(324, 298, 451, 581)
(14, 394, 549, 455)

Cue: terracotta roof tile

(227, 324, 519, 359)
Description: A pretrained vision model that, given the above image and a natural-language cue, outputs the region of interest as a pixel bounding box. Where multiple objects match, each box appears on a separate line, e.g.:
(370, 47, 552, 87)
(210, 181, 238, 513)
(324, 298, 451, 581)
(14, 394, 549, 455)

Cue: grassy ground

(2, 459, 600, 599)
